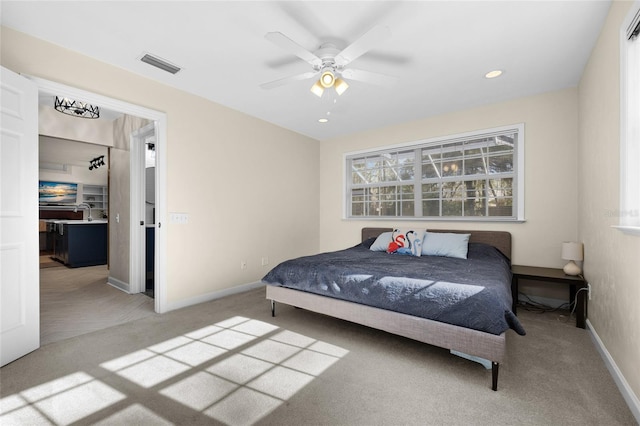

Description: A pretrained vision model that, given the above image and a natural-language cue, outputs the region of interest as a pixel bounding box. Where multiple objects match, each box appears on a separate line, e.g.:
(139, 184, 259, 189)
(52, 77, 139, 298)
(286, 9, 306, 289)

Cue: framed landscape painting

(39, 181, 78, 205)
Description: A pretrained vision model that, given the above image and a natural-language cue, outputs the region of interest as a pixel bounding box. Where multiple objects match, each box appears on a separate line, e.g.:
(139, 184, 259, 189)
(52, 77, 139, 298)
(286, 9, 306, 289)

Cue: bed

(263, 227, 525, 390)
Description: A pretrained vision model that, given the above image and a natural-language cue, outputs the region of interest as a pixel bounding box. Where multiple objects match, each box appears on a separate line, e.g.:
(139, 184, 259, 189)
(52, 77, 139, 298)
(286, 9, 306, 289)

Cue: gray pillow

(422, 232, 470, 259)
(369, 232, 393, 251)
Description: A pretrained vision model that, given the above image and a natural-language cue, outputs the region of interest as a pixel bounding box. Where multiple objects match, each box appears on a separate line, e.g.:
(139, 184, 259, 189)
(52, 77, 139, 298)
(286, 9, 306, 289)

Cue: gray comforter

(263, 240, 526, 336)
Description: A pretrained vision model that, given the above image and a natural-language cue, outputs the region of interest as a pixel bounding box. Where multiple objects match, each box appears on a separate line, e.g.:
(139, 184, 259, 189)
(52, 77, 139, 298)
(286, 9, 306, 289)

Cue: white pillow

(369, 232, 393, 251)
(422, 232, 470, 259)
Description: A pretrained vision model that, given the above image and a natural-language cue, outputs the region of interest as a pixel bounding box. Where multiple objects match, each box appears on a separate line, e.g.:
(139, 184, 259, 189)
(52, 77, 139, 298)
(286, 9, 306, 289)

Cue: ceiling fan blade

(260, 71, 318, 90)
(265, 32, 323, 67)
(341, 68, 398, 86)
(334, 26, 391, 67)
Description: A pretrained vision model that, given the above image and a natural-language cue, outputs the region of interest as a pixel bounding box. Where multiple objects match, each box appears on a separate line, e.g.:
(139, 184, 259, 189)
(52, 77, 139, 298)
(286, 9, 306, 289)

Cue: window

(618, 4, 640, 234)
(345, 124, 524, 221)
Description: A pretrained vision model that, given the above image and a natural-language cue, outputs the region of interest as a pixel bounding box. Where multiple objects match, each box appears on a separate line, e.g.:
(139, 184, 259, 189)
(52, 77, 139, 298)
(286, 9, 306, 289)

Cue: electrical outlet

(240, 260, 247, 270)
(261, 257, 269, 266)
(588, 283, 592, 300)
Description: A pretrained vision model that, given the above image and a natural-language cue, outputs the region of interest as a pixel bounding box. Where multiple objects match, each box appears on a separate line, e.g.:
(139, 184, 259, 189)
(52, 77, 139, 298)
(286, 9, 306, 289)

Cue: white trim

(627, 8, 640, 39)
(342, 123, 525, 221)
(345, 216, 526, 223)
(130, 123, 154, 295)
(165, 281, 265, 312)
(28, 76, 162, 122)
(344, 124, 524, 157)
(619, 1, 640, 232)
(587, 319, 640, 423)
(153, 119, 167, 313)
(107, 276, 130, 293)
(516, 124, 525, 221)
(27, 75, 169, 313)
(612, 225, 640, 236)
(129, 128, 143, 294)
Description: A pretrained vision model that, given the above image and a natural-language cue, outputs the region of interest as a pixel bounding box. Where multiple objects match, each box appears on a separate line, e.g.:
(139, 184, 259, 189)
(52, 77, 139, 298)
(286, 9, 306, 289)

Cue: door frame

(28, 76, 168, 313)
(130, 123, 155, 295)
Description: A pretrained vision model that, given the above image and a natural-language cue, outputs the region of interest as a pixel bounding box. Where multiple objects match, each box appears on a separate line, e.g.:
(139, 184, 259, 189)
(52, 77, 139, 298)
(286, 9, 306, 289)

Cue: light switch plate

(169, 212, 189, 224)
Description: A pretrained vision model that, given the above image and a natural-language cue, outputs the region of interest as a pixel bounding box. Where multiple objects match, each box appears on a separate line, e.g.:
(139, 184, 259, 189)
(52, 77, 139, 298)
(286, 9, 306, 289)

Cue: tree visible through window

(345, 125, 524, 220)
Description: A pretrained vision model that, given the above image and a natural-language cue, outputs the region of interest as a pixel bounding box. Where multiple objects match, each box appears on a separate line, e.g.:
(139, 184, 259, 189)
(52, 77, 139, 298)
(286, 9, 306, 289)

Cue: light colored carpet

(0, 287, 636, 425)
(40, 260, 155, 345)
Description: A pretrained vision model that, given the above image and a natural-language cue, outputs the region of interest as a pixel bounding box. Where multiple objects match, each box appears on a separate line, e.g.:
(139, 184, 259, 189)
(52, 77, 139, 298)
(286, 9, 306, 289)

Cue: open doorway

(38, 134, 156, 344)
(32, 76, 167, 345)
(38, 137, 109, 269)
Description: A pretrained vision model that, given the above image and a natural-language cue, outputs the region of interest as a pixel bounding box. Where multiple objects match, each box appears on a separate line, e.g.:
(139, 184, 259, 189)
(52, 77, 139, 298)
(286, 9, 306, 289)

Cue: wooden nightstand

(511, 265, 588, 329)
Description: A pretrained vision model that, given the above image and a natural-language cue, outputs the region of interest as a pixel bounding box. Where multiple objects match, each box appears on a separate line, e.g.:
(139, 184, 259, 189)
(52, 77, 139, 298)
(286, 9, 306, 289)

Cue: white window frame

(615, 2, 640, 235)
(343, 124, 525, 221)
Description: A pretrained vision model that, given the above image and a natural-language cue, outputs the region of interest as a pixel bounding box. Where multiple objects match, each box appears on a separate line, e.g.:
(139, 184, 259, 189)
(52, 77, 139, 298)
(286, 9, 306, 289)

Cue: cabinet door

(66, 224, 107, 267)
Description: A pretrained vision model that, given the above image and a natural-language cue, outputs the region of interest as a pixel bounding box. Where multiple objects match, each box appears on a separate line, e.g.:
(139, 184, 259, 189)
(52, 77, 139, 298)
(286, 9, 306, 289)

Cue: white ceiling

(39, 137, 108, 169)
(1, 1, 611, 141)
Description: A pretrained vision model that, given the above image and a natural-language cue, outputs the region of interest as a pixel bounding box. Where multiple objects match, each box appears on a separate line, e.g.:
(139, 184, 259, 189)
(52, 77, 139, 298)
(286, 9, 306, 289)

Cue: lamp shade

(561, 242, 583, 261)
(334, 78, 349, 95)
(320, 69, 335, 88)
(310, 81, 324, 97)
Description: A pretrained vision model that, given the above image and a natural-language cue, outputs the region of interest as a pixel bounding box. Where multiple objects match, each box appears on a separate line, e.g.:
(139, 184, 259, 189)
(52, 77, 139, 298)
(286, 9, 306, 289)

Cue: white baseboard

(107, 276, 130, 293)
(166, 281, 265, 312)
(587, 319, 640, 423)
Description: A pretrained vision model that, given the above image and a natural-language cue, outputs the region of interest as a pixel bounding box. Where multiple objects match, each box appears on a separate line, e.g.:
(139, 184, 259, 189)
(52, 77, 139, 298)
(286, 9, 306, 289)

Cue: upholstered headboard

(361, 227, 512, 261)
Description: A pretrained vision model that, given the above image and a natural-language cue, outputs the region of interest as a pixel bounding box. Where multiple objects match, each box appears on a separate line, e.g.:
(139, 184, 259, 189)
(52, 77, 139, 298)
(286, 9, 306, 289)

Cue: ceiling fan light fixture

(310, 80, 325, 97)
(320, 69, 335, 88)
(334, 78, 349, 96)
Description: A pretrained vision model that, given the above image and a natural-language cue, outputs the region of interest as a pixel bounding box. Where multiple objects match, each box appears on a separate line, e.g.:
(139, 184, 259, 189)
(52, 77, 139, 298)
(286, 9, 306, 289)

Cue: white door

(0, 67, 39, 366)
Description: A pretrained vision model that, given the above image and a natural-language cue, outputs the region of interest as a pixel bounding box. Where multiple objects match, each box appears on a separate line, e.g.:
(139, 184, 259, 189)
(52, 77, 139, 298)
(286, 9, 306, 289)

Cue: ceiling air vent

(140, 53, 181, 75)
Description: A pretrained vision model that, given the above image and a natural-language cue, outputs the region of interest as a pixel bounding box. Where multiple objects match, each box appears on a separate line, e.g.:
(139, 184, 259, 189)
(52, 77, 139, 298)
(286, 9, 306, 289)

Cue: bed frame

(266, 227, 513, 391)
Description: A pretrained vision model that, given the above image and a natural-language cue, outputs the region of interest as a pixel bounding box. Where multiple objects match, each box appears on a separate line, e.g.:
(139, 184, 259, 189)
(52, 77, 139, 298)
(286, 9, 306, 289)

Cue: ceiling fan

(260, 26, 397, 97)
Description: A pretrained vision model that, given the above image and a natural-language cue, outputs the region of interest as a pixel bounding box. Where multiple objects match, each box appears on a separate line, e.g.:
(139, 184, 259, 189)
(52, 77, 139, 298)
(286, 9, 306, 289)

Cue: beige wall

(578, 0, 640, 403)
(1, 26, 320, 305)
(319, 88, 579, 268)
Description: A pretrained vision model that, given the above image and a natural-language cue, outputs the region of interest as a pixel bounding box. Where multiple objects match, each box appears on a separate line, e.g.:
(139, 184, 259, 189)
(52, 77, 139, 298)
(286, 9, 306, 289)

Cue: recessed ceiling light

(318, 118, 329, 123)
(485, 70, 503, 79)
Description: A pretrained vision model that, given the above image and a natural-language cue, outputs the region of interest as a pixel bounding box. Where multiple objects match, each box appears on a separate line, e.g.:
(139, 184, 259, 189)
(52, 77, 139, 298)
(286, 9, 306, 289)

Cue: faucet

(76, 203, 93, 221)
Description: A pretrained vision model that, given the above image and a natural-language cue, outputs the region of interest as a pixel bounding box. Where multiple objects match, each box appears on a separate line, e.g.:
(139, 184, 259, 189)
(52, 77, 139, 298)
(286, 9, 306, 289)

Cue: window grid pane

(347, 129, 519, 219)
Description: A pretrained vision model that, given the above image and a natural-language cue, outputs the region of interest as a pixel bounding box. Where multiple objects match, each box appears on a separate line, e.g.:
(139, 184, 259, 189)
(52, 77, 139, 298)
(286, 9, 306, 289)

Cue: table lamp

(562, 242, 583, 276)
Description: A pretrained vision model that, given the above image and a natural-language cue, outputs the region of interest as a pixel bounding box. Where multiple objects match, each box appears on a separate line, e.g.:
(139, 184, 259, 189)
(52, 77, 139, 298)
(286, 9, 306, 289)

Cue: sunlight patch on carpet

(92, 403, 173, 425)
(0, 372, 125, 425)
(0, 316, 348, 426)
